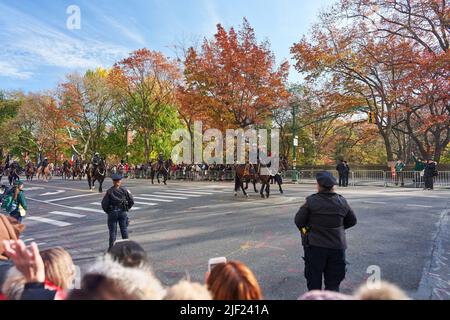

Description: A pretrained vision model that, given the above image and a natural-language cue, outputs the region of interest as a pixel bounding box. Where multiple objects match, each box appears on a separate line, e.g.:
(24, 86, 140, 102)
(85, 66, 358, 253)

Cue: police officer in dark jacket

(295, 171, 357, 292)
(336, 160, 346, 187)
(101, 174, 134, 251)
(423, 159, 438, 190)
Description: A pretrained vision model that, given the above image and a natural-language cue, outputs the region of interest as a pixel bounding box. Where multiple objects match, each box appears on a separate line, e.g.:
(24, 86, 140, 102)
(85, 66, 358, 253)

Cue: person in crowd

(206, 261, 263, 300)
(412, 153, 425, 188)
(164, 280, 212, 300)
(108, 240, 150, 269)
(336, 160, 346, 187)
(67, 274, 139, 300)
(2, 240, 57, 300)
(86, 253, 165, 300)
(101, 174, 134, 251)
(2, 247, 75, 300)
(354, 281, 410, 300)
(424, 159, 438, 190)
(294, 171, 357, 292)
(0, 216, 25, 261)
(394, 159, 405, 187)
(39, 247, 76, 299)
(1, 267, 26, 300)
(298, 290, 354, 300)
(343, 161, 350, 187)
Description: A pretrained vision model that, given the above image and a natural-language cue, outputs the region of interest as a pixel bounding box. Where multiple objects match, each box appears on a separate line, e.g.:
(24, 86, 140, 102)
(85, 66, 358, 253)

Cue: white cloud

(0, 2, 131, 81)
(0, 61, 33, 79)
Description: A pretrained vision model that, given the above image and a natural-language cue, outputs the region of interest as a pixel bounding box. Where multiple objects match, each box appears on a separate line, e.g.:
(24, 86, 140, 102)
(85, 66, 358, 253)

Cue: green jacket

(14, 190, 27, 210)
(412, 155, 425, 171)
(395, 162, 406, 172)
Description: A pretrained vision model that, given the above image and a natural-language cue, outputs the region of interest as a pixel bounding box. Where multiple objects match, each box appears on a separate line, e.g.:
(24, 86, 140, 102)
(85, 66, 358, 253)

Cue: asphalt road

(2, 176, 450, 300)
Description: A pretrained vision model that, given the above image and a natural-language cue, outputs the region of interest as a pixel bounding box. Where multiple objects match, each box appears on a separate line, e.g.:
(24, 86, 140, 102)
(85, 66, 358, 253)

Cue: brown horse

(72, 161, 83, 180)
(25, 162, 36, 181)
(269, 158, 289, 194)
(62, 162, 72, 180)
(234, 164, 258, 197)
(37, 163, 53, 181)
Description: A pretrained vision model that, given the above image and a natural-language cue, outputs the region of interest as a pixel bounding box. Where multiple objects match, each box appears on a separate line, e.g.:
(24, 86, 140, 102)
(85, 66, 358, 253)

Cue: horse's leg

(260, 182, 266, 198)
(253, 179, 258, 193)
(99, 179, 103, 193)
(163, 172, 167, 185)
(277, 176, 284, 194)
(240, 179, 248, 198)
(151, 171, 154, 184)
(157, 172, 161, 184)
(266, 182, 270, 198)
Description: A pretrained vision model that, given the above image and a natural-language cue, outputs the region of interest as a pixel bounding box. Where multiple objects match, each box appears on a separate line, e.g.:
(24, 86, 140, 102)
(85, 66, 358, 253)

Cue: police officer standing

(101, 174, 134, 251)
(295, 171, 357, 292)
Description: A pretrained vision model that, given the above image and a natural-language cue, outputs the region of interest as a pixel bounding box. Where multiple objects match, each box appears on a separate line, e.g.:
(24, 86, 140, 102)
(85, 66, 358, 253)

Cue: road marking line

(140, 194, 188, 200)
(90, 203, 142, 211)
(40, 190, 65, 196)
(27, 216, 72, 227)
(173, 188, 225, 193)
(50, 211, 86, 218)
(407, 204, 433, 208)
(168, 190, 215, 195)
(73, 206, 104, 213)
(23, 238, 35, 242)
(23, 187, 45, 191)
(154, 192, 201, 198)
(46, 193, 99, 203)
(363, 201, 387, 205)
(134, 201, 158, 206)
(135, 196, 173, 203)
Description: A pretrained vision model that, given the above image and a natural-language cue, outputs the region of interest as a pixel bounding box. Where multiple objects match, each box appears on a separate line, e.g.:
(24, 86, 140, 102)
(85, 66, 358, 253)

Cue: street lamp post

(292, 103, 299, 184)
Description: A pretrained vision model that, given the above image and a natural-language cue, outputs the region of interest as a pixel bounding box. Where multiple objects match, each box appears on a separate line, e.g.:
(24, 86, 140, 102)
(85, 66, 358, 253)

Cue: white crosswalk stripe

(50, 211, 86, 218)
(163, 190, 214, 195)
(140, 194, 188, 200)
(153, 191, 202, 198)
(135, 196, 173, 203)
(27, 216, 72, 227)
(90, 203, 142, 211)
(46, 193, 98, 203)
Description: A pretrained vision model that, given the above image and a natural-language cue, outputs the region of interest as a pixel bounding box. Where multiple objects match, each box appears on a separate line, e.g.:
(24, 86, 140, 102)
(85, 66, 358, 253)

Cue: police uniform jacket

(101, 186, 134, 214)
(295, 191, 357, 250)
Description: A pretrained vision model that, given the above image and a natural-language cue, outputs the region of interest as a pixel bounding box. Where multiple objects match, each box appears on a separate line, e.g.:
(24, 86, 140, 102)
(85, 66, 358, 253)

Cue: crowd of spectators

(0, 239, 411, 301)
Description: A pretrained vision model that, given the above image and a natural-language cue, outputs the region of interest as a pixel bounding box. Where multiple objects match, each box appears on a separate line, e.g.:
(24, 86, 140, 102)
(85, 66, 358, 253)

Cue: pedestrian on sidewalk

(336, 160, 346, 187)
(423, 159, 438, 190)
(394, 160, 405, 187)
(101, 174, 134, 251)
(343, 161, 350, 187)
(294, 171, 357, 292)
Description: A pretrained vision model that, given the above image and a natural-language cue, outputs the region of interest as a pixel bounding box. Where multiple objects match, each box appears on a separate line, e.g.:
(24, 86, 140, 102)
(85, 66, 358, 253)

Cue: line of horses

(234, 160, 288, 199)
(1, 158, 287, 199)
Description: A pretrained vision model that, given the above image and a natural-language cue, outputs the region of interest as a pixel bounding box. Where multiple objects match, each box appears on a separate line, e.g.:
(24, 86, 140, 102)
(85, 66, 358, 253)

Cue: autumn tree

(182, 18, 289, 130)
(110, 49, 181, 163)
(292, 1, 449, 162)
(60, 68, 116, 160)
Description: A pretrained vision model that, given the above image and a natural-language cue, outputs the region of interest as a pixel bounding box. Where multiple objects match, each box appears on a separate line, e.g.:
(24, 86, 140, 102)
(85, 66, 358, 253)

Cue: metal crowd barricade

(351, 170, 385, 187)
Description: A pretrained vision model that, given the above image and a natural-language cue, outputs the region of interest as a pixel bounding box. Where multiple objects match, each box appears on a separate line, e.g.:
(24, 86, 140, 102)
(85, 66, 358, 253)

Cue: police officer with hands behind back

(295, 171, 357, 292)
(102, 174, 134, 251)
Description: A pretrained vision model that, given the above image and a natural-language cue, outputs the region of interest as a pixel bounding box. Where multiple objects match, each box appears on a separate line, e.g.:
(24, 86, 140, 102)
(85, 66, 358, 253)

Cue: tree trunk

(144, 131, 150, 164)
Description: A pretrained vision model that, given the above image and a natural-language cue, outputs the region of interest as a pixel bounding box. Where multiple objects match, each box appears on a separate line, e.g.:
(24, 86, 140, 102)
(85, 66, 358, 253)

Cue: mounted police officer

(157, 153, 164, 170)
(101, 174, 134, 251)
(92, 152, 100, 173)
(41, 157, 49, 172)
(295, 171, 357, 292)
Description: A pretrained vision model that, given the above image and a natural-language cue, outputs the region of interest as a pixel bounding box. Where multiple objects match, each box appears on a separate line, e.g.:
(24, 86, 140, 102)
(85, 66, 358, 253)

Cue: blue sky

(0, 0, 334, 92)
